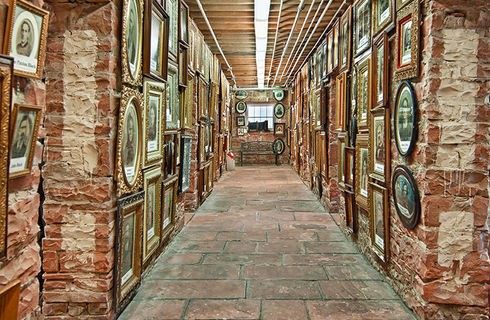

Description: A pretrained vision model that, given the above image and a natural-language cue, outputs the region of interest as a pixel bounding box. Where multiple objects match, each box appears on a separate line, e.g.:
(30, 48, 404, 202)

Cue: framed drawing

(372, 0, 394, 36)
(369, 107, 390, 183)
(166, 0, 178, 59)
(395, 0, 411, 11)
(355, 134, 369, 210)
(0, 56, 12, 259)
(395, 0, 420, 81)
(236, 116, 245, 126)
(339, 6, 352, 73)
(392, 165, 420, 229)
(9, 104, 42, 179)
(356, 55, 371, 131)
(338, 132, 348, 189)
(369, 181, 389, 262)
(179, 135, 191, 193)
(143, 80, 165, 168)
(321, 40, 327, 79)
(4, 0, 48, 79)
(272, 138, 285, 155)
(235, 90, 248, 100)
(178, 0, 189, 45)
(326, 30, 333, 74)
(178, 45, 188, 87)
(121, 0, 143, 85)
(344, 189, 357, 233)
(116, 88, 143, 196)
(353, 0, 371, 57)
(142, 167, 161, 264)
(373, 33, 389, 108)
(166, 63, 180, 130)
(198, 77, 208, 119)
(333, 19, 340, 71)
(115, 191, 143, 313)
(143, 0, 169, 82)
(181, 74, 193, 129)
(273, 89, 284, 102)
(274, 123, 285, 136)
(335, 73, 347, 131)
(162, 176, 177, 236)
(188, 23, 195, 72)
(345, 146, 355, 189)
(163, 134, 176, 179)
(394, 80, 417, 157)
(235, 101, 247, 114)
(274, 103, 285, 119)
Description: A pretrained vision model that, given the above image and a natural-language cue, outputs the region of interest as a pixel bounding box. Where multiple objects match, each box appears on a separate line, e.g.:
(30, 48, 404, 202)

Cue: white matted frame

(142, 167, 162, 264)
(143, 80, 165, 168)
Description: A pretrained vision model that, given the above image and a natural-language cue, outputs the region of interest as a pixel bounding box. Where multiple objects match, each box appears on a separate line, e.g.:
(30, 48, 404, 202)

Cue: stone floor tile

(304, 241, 359, 254)
(320, 280, 399, 300)
(247, 280, 322, 299)
(216, 231, 267, 241)
(149, 264, 240, 280)
(172, 240, 226, 253)
(307, 300, 417, 320)
(294, 212, 334, 223)
(242, 265, 327, 280)
(315, 230, 347, 241)
(257, 240, 304, 254)
(224, 241, 258, 253)
(119, 300, 185, 320)
(324, 265, 382, 280)
(257, 212, 296, 222)
(159, 253, 203, 265)
(202, 253, 281, 265)
(261, 300, 308, 320)
(267, 230, 318, 241)
(185, 299, 260, 320)
(283, 254, 365, 266)
(137, 280, 245, 299)
(279, 222, 330, 231)
(177, 231, 218, 241)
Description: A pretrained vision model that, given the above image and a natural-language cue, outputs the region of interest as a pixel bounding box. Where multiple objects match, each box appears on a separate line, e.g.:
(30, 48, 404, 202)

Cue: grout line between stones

(180, 299, 190, 320)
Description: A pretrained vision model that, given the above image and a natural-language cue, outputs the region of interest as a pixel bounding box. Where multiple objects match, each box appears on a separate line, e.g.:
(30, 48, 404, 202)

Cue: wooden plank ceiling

(186, 0, 343, 89)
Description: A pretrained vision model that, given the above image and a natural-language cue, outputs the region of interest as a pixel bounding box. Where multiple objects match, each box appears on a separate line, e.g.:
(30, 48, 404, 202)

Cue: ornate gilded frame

(394, 0, 420, 81)
(161, 176, 177, 239)
(121, 0, 143, 86)
(143, 0, 169, 82)
(369, 181, 390, 262)
(355, 133, 369, 210)
(4, 0, 49, 79)
(339, 6, 352, 73)
(373, 32, 389, 108)
(372, 0, 394, 36)
(142, 166, 161, 265)
(356, 54, 371, 132)
(369, 107, 390, 183)
(335, 73, 347, 131)
(143, 80, 165, 168)
(166, 62, 180, 130)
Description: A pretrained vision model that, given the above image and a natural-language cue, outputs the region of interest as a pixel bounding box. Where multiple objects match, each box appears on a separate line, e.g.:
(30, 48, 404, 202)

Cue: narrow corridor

(120, 166, 416, 320)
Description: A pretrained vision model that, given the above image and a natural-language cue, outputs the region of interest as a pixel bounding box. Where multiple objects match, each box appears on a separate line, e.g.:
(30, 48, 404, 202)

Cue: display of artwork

(392, 165, 420, 229)
(179, 135, 192, 193)
(395, 0, 420, 81)
(394, 80, 417, 157)
(121, 0, 143, 86)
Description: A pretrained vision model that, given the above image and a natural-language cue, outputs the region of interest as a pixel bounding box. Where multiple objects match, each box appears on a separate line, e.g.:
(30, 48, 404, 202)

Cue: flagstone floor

(119, 166, 416, 320)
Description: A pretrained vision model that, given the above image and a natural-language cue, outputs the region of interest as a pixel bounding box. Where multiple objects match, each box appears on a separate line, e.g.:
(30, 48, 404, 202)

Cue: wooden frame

(236, 116, 245, 126)
(338, 132, 348, 189)
(178, 0, 189, 46)
(162, 176, 178, 236)
(392, 165, 420, 229)
(121, 0, 143, 86)
(163, 133, 177, 179)
(345, 146, 355, 189)
(198, 77, 208, 119)
(313, 89, 322, 130)
(166, 62, 180, 130)
(344, 189, 357, 234)
(0, 56, 12, 259)
(335, 73, 347, 131)
(355, 134, 369, 210)
(274, 122, 285, 136)
(166, 0, 178, 59)
(353, 0, 371, 57)
(370, 107, 390, 183)
(142, 167, 161, 264)
(0, 280, 20, 319)
(9, 104, 42, 179)
(395, 0, 420, 81)
(372, 0, 394, 36)
(115, 191, 143, 313)
(116, 88, 143, 196)
(179, 135, 192, 193)
(373, 33, 389, 108)
(178, 44, 188, 87)
(319, 131, 327, 179)
(4, 0, 49, 79)
(333, 19, 340, 71)
(143, 0, 169, 82)
(321, 40, 327, 79)
(326, 30, 333, 74)
(369, 181, 389, 262)
(274, 103, 285, 119)
(143, 80, 165, 168)
(394, 80, 417, 157)
(272, 138, 285, 155)
(339, 6, 352, 73)
(188, 22, 196, 72)
(356, 54, 371, 131)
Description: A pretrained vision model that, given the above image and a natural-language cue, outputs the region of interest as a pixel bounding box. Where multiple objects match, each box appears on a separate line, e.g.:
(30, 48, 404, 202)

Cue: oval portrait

(235, 90, 248, 100)
(125, 0, 141, 79)
(273, 89, 284, 102)
(235, 101, 247, 114)
(394, 81, 417, 156)
(122, 98, 140, 185)
(392, 165, 420, 229)
(272, 138, 285, 155)
(274, 103, 285, 119)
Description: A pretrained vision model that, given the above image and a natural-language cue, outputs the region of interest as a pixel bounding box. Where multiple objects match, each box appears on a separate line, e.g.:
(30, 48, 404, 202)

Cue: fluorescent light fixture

(254, 0, 270, 88)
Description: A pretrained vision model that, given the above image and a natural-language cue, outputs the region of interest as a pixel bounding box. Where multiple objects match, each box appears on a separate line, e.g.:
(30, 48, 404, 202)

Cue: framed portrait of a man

(355, 134, 369, 210)
(179, 135, 192, 193)
(395, 0, 419, 81)
(143, 80, 165, 168)
(356, 55, 371, 131)
(166, 0, 178, 59)
(142, 166, 161, 265)
(115, 191, 143, 313)
(373, 33, 389, 108)
(339, 6, 352, 73)
(372, 0, 394, 36)
(353, 0, 371, 57)
(369, 182, 389, 262)
(392, 165, 420, 229)
(143, 0, 169, 82)
(369, 108, 389, 182)
(161, 177, 177, 239)
(9, 104, 42, 178)
(122, 0, 143, 86)
(394, 80, 417, 157)
(274, 123, 285, 136)
(178, 0, 189, 45)
(4, 0, 49, 79)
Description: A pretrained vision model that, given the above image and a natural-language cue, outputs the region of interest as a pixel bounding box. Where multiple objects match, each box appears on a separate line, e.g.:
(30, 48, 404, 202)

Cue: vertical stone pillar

(42, 1, 119, 318)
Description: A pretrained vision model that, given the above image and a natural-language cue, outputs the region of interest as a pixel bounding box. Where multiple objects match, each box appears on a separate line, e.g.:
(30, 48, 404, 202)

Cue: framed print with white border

(143, 80, 165, 168)
(121, 0, 143, 86)
(142, 167, 162, 264)
(395, 0, 420, 81)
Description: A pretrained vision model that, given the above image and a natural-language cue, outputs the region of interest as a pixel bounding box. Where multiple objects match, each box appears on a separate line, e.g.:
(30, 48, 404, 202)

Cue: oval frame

(273, 89, 284, 101)
(235, 101, 247, 114)
(393, 80, 417, 157)
(272, 138, 285, 155)
(274, 103, 285, 119)
(391, 165, 420, 229)
(235, 90, 248, 100)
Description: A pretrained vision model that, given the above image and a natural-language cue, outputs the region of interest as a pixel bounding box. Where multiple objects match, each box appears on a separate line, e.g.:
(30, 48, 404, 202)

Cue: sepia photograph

(122, 101, 139, 181)
(394, 80, 417, 157)
(395, 0, 420, 80)
(374, 33, 388, 107)
(392, 165, 420, 229)
(354, 0, 371, 56)
(356, 55, 371, 131)
(143, 166, 162, 263)
(122, 0, 143, 85)
(143, 0, 169, 82)
(355, 134, 369, 210)
(369, 182, 389, 262)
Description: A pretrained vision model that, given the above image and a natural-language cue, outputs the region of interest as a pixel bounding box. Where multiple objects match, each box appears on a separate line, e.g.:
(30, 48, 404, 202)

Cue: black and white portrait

(9, 108, 38, 174)
(146, 184, 155, 239)
(126, 0, 140, 77)
(122, 101, 139, 183)
(150, 12, 162, 74)
(147, 96, 159, 152)
(401, 20, 412, 65)
(121, 214, 135, 284)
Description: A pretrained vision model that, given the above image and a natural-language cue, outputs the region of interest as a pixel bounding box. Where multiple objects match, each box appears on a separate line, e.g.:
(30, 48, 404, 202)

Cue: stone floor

(120, 166, 416, 320)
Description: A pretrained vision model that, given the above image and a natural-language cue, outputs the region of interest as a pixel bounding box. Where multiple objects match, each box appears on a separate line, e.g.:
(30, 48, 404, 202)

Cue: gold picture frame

(181, 74, 194, 129)
(369, 107, 390, 183)
(142, 166, 162, 265)
(274, 122, 285, 136)
(355, 133, 369, 210)
(0, 55, 12, 259)
(369, 181, 389, 263)
(353, 0, 371, 57)
(373, 33, 389, 108)
(395, 0, 420, 81)
(115, 191, 143, 313)
(9, 103, 42, 179)
(166, 0, 178, 59)
(143, 0, 169, 82)
(356, 54, 371, 131)
(116, 88, 143, 196)
(166, 62, 180, 131)
(122, 0, 144, 86)
(143, 80, 165, 168)
(4, 0, 49, 79)
(339, 6, 352, 73)
(372, 0, 394, 36)
(335, 73, 347, 131)
(161, 176, 177, 240)
(338, 131, 348, 189)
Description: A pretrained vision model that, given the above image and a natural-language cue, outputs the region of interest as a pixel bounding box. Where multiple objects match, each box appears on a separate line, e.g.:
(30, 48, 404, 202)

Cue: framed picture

(181, 74, 194, 129)
(339, 6, 352, 73)
(372, 0, 394, 36)
(345, 146, 355, 188)
(116, 88, 143, 196)
(115, 191, 143, 313)
(121, 0, 143, 86)
(272, 138, 285, 155)
(162, 176, 177, 236)
(9, 104, 42, 178)
(163, 134, 177, 179)
(237, 127, 246, 136)
(355, 134, 369, 210)
(369, 107, 390, 182)
(143, 80, 165, 168)
(344, 189, 357, 233)
(321, 40, 327, 79)
(273, 89, 284, 101)
(178, 0, 189, 45)
(395, 0, 411, 11)
(235, 101, 247, 114)
(326, 30, 333, 74)
(353, 0, 371, 57)
(143, 0, 169, 82)
(198, 77, 208, 119)
(142, 167, 162, 264)
(335, 73, 347, 131)
(235, 90, 248, 100)
(356, 54, 371, 131)
(166, 0, 178, 59)
(179, 135, 192, 193)
(395, 0, 420, 81)
(338, 132, 348, 189)
(369, 181, 389, 262)
(274, 123, 285, 136)
(188, 23, 196, 72)
(333, 19, 340, 71)
(166, 63, 180, 130)
(319, 131, 327, 178)
(0, 56, 12, 259)
(394, 80, 417, 157)
(4, 0, 48, 79)
(373, 33, 389, 108)
(392, 165, 420, 229)
(274, 103, 285, 119)
(236, 115, 245, 126)
(178, 45, 188, 87)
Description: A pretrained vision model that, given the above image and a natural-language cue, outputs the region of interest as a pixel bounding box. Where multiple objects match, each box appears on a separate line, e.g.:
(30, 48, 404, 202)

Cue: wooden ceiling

(186, 0, 344, 89)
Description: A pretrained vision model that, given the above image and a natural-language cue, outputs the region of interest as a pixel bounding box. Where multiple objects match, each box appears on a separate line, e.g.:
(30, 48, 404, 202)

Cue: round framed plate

(274, 103, 285, 119)
(392, 165, 420, 229)
(235, 101, 247, 114)
(393, 80, 417, 157)
(272, 138, 285, 155)
(273, 89, 284, 101)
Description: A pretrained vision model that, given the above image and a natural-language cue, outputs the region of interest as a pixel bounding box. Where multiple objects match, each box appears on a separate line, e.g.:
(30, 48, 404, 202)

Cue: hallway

(119, 166, 416, 320)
